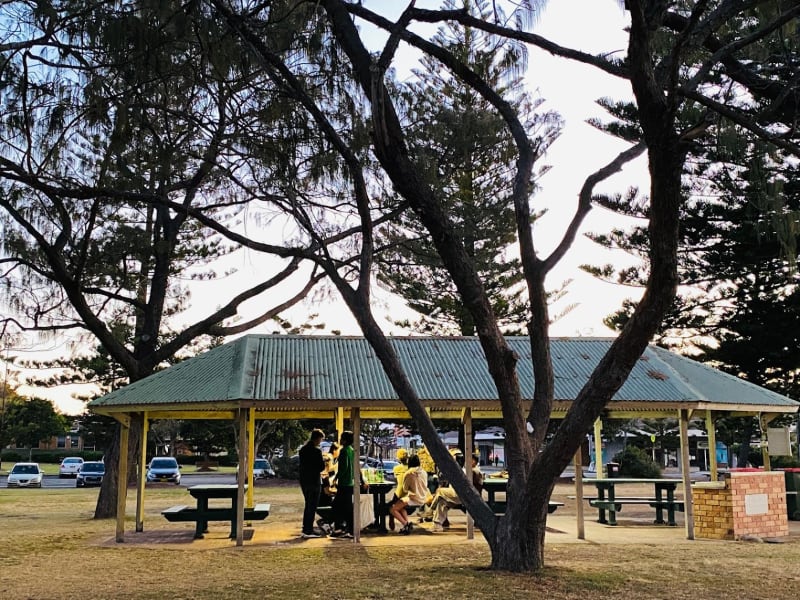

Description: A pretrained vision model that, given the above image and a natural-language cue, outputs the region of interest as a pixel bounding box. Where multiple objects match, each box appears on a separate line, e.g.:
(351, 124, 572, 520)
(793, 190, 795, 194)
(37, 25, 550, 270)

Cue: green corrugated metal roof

(87, 335, 798, 411)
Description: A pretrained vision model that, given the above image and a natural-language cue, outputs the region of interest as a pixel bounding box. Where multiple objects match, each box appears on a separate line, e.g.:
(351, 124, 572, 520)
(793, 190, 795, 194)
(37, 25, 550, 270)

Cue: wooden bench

(485, 500, 564, 515)
(162, 502, 270, 539)
(455, 499, 565, 516)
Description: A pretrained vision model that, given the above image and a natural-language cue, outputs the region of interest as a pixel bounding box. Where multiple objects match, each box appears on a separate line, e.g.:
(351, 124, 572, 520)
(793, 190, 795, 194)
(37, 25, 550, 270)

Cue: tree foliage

(377, 0, 562, 335)
(2, 0, 798, 573)
(0, 0, 330, 517)
(4, 396, 67, 451)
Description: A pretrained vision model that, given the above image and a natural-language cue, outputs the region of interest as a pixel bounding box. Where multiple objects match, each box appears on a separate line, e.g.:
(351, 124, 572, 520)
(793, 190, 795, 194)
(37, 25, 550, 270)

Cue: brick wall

(693, 472, 788, 540)
(693, 482, 733, 539)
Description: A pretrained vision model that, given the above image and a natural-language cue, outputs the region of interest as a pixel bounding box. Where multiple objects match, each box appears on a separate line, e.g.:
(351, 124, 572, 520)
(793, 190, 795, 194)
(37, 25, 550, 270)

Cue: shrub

(1, 451, 23, 463)
(273, 455, 299, 480)
(614, 446, 662, 478)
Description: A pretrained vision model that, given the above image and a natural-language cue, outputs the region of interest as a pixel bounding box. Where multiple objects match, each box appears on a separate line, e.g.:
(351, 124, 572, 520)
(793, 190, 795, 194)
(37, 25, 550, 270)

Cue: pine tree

(377, 0, 561, 335)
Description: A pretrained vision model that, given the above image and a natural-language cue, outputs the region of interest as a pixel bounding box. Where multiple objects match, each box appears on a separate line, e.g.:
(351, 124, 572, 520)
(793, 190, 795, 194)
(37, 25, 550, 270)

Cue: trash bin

(606, 462, 620, 478)
(780, 468, 800, 520)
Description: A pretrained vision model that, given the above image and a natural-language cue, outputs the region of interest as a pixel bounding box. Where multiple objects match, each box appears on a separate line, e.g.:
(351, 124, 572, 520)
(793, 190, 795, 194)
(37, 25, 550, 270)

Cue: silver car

(145, 457, 181, 484)
(7, 462, 44, 488)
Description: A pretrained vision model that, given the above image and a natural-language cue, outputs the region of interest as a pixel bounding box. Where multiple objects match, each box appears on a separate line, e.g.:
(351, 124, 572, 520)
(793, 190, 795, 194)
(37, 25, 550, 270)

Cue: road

(2, 472, 238, 489)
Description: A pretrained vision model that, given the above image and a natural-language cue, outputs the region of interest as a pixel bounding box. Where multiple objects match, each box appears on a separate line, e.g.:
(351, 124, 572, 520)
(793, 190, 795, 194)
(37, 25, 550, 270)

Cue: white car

(237, 458, 276, 479)
(59, 456, 84, 478)
(7, 462, 45, 488)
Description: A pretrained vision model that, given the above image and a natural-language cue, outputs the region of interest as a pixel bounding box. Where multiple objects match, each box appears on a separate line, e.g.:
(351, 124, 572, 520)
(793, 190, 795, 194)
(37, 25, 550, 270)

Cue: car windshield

(63, 458, 82, 464)
(150, 458, 178, 469)
(12, 464, 38, 474)
(81, 463, 105, 473)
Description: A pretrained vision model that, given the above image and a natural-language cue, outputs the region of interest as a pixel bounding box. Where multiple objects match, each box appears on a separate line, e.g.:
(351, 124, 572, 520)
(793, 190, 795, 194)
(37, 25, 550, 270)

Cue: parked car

(145, 457, 181, 484)
(237, 458, 276, 479)
(360, 456, 382, 469)
(59, 456, 84, 478)
(76, 461, 105, 487)
(380, 460, 400, 482)
(7, 462, 44, 488)
(255, 458, 275, 478)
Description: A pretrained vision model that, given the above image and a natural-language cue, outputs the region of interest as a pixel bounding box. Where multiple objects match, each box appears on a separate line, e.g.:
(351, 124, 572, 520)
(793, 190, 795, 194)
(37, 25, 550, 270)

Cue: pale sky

(9, 1, 650, 415)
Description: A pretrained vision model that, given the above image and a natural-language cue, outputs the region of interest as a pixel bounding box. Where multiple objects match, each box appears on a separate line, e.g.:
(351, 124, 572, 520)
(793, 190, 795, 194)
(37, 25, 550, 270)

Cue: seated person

(388, 454, 429, 535)
(430, 452, 483, 531)
(388, 448, 410, 530)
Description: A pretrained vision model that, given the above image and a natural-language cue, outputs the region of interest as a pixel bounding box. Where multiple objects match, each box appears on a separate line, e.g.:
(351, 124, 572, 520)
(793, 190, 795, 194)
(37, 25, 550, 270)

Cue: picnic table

(581, 478, 684, 526)
(482, 477, 564, 514)
(364, 481, 395, 532)
(161, 484, 270, 539)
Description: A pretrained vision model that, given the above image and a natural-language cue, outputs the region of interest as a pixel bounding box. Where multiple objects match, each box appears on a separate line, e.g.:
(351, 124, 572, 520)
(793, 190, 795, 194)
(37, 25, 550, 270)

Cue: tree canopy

(1, 0, 798, 572)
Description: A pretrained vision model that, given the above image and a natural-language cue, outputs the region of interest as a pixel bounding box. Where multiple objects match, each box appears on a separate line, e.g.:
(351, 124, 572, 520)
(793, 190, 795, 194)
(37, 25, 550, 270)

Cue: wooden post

(235, 408, 247, 547)
(335, 407, 344, 443)
(247, 408, 256, 509)
(574, 449, 585, 540)
(705, 411, 718, 480)
(115, 416, 130, 543)
(593, 419, 604, 479)
(135, 412, 149, 532)
(352, 407, 361, 543)
(679, 409, 695, 540)
(463, 407, 474, 540)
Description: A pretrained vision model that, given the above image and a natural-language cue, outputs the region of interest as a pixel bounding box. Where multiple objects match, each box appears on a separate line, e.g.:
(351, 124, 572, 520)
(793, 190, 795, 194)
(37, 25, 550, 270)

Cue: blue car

(76, 461, 105, 487)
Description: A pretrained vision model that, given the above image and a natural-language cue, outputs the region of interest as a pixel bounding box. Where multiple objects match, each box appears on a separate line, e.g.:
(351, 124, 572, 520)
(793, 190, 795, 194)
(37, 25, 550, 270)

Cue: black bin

(606, 462, 620, 478)
(781, 468, 800, 520)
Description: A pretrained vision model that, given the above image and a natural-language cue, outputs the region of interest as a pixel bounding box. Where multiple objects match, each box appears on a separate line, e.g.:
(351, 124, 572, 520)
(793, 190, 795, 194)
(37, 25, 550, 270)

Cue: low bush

(613, 446, 662, 478)
(273, 455, 299, 479)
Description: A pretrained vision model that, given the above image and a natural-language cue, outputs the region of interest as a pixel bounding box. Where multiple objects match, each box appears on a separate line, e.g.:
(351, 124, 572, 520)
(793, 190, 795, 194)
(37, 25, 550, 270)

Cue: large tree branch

(346, 4, 629, 79)
(543, 141, 647, 272)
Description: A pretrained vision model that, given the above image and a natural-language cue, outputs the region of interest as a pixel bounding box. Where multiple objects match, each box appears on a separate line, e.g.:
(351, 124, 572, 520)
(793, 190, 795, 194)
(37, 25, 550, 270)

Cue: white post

(593, 419, 604, 479)
(574, 449, 585, 540)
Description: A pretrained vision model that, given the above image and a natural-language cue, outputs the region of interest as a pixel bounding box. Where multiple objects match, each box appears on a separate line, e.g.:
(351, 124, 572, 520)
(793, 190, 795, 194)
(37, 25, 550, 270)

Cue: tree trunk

(737, 418, 756, 467)
(488, 483, 551, 571)
(94, 420, 141, 519)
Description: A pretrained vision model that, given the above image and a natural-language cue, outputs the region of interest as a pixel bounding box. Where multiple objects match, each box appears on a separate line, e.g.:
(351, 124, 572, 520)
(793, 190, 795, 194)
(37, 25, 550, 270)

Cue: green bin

(781, 468, 800, 521)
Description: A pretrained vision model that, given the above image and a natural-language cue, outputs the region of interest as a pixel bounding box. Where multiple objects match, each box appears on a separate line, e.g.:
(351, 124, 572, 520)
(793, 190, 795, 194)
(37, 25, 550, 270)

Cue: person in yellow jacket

(416, 445, 436, 475)
(388, 448, 410, 530)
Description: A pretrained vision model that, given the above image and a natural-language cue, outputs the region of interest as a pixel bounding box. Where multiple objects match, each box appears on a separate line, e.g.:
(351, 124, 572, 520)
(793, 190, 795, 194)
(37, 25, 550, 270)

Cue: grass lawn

(0, 481, 797, 599)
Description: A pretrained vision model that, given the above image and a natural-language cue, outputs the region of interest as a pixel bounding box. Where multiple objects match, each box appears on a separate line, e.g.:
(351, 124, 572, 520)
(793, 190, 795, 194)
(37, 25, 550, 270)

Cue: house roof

(87, 335, 798, 417)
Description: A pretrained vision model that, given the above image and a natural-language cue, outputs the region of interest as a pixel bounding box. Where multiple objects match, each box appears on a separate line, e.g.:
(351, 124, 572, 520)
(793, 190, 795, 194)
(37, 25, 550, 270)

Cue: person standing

(330, 430, 356, 538)
(298, 428, 326, 538)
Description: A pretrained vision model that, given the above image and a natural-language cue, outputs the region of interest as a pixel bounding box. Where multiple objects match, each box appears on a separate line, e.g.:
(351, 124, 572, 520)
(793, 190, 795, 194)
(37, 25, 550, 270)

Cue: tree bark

(94, 420, 141, 519)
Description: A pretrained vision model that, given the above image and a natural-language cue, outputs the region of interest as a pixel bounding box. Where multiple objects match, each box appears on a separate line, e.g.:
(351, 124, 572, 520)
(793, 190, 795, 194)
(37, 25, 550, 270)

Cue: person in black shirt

(298, 429, 326, 538)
